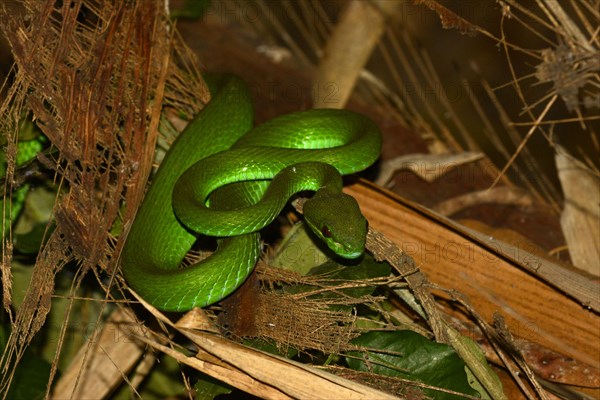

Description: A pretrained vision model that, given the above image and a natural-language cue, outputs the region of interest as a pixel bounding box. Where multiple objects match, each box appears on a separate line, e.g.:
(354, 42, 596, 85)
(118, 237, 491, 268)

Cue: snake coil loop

(122, 76, 381, 311)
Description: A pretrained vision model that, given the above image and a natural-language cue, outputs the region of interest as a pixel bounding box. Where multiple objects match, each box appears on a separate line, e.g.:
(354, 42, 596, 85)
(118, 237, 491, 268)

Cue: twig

(312, 0, 400, 108)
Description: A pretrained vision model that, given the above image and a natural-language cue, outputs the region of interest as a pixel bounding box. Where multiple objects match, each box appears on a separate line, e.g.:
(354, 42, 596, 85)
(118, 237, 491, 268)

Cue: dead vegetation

(0, 0, 598, 399)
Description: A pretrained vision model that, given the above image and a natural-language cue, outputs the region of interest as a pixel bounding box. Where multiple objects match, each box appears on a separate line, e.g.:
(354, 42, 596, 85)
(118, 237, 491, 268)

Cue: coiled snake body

(121, 76, 381, 311)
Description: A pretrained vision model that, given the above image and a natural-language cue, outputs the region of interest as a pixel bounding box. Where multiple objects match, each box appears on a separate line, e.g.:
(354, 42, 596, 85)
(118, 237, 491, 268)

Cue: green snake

(121, 76, 381, 311)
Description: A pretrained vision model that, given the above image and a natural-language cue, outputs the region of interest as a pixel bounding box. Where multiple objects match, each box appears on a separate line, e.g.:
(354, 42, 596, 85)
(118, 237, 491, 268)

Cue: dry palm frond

(0, 0, 205, 396)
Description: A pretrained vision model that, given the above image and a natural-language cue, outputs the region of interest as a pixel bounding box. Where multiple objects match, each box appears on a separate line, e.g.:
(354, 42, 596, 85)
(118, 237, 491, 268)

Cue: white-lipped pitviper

(121, 75, 382, 311)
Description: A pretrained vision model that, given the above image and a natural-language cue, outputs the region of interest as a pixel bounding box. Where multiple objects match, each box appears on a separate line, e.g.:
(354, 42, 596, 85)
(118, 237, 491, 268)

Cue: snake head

(303, 190, 367, 259)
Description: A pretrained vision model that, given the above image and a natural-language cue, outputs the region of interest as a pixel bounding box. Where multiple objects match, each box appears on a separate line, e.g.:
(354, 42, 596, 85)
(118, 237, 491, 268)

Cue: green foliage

(275, 223, 391, 318)
(171, 0, 212, 20)
(274, 222, 391, 289)
(347, 330, 481, 400)
(306, 256, 391, 299)
(271, 223, 330, 275)
(0, 321, 53, 400)
(13, 222, 52, 254)
(243, 338, 299, 359)
(12, 187, 56, 254)
(0, 121, 55, 399)
(194, 375, 232, 400)
(112, 355, 187, 399)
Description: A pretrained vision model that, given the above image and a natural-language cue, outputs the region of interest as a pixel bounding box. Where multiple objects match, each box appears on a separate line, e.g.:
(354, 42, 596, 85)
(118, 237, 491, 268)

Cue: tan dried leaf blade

(556, 145, 600, 276)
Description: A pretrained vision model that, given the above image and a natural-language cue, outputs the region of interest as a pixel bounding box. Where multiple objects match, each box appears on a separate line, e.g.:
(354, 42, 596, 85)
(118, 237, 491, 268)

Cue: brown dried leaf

(556, 145, 600, 276)
(0, 0, 201, 393)
(413, 0, 479, 36)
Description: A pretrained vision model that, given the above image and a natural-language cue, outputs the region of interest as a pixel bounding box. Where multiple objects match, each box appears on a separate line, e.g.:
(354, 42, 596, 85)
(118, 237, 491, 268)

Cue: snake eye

(321, 225, 332, 238)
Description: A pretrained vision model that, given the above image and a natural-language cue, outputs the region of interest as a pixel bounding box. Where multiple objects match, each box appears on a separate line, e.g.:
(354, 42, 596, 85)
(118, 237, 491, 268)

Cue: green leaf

(112, 354, 186, 399)
(347, 330, 480, 400)
(275, 224, 391, 313)
(10, 260, 35, 307)
(5, 351, 53, 400)
(306, 256, 391, 299)
(1, 320, 53, 400)
(194, 375, 232, 400)
(11, 186, 56, 254)
(139, 355, 186, 398)
(13, 222, 54, 254)
(272, 223, 330, 275)
(284, 254, 390, 303)
(14, 186, 55, 232)
(243, 338, 298, 359)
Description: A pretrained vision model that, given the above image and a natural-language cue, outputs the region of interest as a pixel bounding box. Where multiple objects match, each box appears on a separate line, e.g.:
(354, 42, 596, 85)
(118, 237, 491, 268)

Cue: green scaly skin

(121, 76, 382, 311)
